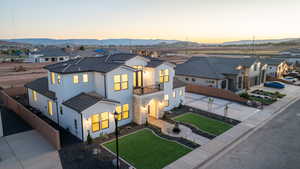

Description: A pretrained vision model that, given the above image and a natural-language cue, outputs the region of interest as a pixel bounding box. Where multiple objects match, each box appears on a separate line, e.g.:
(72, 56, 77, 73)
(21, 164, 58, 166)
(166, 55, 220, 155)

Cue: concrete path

(0, 130, 63, 169)
(164, 85, 300, 169)
(148, 117, 210, 145)
(185, 92, 260, 121)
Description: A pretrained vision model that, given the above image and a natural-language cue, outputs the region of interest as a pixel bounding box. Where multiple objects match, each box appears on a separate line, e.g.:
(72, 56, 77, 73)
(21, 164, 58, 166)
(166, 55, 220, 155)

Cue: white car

(283, 76, 297, 83)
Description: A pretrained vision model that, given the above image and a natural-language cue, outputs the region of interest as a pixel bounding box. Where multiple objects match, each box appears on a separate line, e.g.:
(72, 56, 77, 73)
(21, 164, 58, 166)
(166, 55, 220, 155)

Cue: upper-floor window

(57, 74, 61, 84)
(83, 73, 88, 83)
(114, 74, 128, 91)
(91, 112, 109, 132)
(48, 100, 53, 116)
(159, 69, 169, 83)
(73, 75, 79, 84)
(32, 90, 37, 101)
(50, 72, 55, 84)
(115, 104, 129, 120)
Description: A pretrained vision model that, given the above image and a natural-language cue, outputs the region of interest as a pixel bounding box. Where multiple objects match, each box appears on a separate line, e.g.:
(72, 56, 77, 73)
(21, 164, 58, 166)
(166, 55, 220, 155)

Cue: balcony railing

(133, 84, 164, 95)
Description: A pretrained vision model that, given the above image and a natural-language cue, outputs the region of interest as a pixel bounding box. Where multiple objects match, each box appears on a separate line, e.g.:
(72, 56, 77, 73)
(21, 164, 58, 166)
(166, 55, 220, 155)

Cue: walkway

(148, 117, 210, 145)
(0, 130, 63, 169)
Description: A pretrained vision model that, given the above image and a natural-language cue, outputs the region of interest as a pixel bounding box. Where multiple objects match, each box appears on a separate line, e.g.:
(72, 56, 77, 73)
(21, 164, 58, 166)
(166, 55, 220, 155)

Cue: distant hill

(222, 38, 300, 45)
(3, 38, 187, 46)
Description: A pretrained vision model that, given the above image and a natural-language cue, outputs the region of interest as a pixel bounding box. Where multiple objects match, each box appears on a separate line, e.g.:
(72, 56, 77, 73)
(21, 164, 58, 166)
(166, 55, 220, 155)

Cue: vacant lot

(174, 113, 233, 136)
(104, 129, 191, 169)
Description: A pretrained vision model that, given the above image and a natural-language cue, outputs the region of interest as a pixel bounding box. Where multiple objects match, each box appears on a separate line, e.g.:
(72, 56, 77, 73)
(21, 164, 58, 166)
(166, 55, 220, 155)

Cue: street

(204, 99, 300, 169)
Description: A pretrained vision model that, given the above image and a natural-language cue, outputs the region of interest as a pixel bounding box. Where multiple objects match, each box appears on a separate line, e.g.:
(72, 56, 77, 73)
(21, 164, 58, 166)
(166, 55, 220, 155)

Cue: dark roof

(44, 53, 139, 74)
(147, 59, 164, 67)
(173, 79, 186, 88)
(62, 92, 119, 112)
(176, 56, 258, 79)
(33, 47, 69, 57)
(24, 77, 56, 100)
(260, 58, 285, 66)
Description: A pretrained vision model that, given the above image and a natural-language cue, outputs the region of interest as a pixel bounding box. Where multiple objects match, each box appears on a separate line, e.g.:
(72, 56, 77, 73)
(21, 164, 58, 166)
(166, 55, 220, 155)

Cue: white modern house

(175, 56, 267, 92)
(260, 58, 288, 78)
(25, 53, 185, 141)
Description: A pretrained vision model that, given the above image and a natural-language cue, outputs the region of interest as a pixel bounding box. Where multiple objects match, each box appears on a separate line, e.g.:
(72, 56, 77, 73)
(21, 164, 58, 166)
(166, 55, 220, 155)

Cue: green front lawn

(174, 113, 233, 136)
(104, 129, 191, 169)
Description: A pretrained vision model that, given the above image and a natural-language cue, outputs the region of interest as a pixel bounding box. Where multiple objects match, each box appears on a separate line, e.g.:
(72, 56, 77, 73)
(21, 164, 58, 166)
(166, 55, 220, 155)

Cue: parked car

(264, 81, 285, 89)
(283, 76, 297, 83)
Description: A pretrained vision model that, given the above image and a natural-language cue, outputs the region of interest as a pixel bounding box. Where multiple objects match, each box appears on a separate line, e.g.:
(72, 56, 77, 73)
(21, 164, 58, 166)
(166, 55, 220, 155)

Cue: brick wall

(186, 84, 248, 104)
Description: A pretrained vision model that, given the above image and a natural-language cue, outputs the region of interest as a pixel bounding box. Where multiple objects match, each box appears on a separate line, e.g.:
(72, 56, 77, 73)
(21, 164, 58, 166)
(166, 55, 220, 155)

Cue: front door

(148, 100, 157, 118)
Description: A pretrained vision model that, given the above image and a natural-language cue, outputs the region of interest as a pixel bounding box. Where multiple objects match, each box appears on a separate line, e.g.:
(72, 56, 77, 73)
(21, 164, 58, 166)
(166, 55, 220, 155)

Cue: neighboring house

(25, 47, 70, 63)
(175, 56, 267, 92)
(24, 53, 185, 141)
(260, 58, 288, 78)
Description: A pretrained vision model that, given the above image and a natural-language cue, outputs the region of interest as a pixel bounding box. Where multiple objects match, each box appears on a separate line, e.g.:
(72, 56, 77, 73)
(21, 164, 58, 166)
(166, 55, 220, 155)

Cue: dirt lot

(0, 62, 50, 88)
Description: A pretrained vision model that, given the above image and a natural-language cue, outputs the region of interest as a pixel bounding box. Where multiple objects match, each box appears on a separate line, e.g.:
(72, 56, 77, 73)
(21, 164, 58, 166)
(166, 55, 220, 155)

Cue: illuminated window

(115, 105, 122, 120)
(121, 74, 128, 90)
(83, 73, 88, 83)
(50, 72, 55, 84)
(115, 104, 129, 120)
(122, 104, 129, 119)
(32, 90, 37, 101)
(57, 74, 61, 84)
(101, 112, 109, 129)
(173, 91, 176, 98)
(164, 95, 169, 106)
(133, 72, 136, 87)
(159, 69, 169, 83)
(114, 75, 121, 91)
(73, 75, 79, 84)
(92, 114, 100, 132)
(114, 74, 128, 91)
(48, 100, 53, 116)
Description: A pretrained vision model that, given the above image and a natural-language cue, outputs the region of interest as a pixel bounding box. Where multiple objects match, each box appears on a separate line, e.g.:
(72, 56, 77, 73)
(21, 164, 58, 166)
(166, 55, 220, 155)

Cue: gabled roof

(24, 77, 56, 100)
(176, 56, 259, 79)
(260, 58, 285, 66)
(62, 92, 119, 113)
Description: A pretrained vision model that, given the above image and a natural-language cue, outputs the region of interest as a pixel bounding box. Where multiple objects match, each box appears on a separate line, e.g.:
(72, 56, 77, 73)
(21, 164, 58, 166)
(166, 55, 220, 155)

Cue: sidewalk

(164, 85, 300, 169)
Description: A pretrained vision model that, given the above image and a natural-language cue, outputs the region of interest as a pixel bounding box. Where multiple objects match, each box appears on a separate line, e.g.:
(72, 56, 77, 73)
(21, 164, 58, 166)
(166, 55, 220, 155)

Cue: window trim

(159, 69, 170, 83)
(91, 112, 110, 133)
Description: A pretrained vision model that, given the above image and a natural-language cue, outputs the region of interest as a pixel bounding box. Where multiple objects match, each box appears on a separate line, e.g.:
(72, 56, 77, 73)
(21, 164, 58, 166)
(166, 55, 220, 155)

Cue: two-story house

(175, 56, 267, 92)
(260, 58, 288, 79)
(24, 53, 185, 141)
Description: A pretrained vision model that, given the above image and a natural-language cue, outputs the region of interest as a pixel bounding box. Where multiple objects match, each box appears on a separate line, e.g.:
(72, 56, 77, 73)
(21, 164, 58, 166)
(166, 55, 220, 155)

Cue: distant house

(280, 48, 300, 56)
(175, 56, 267, 92)
(24, 53, 185, 141)
(25, 47, 70, 63)
(260, 58, 288, 78)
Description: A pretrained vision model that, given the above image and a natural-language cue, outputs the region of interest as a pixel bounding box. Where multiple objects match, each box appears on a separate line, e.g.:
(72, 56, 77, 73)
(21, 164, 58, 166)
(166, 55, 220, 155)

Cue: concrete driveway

(185, 92, 260, 121)
(0, 130, 62, 169)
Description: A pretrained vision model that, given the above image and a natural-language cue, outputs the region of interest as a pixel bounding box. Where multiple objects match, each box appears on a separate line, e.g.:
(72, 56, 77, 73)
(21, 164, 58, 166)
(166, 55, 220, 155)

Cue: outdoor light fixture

(113, 111, 120, 169)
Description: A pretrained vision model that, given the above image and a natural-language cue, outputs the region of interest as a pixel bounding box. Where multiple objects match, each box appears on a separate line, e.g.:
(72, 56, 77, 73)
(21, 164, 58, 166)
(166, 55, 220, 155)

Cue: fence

(186, 84, 248, 104)
(0, 89, 61, 150)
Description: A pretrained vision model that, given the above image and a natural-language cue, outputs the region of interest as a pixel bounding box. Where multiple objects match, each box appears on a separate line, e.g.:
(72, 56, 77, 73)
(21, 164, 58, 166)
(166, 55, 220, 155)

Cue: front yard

(173, 113, 233, 136)
(104, 129, 192, 169)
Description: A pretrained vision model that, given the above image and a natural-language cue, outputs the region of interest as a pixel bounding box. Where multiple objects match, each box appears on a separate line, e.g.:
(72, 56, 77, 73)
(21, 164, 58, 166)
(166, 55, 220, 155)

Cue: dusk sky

(1, 0, 299, 43)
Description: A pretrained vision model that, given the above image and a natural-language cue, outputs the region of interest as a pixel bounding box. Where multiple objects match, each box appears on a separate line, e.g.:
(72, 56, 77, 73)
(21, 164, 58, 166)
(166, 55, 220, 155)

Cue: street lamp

(113, 111, 120, 169)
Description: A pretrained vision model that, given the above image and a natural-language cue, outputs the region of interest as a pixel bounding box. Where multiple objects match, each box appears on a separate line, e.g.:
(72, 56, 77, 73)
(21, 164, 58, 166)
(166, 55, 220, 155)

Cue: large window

(114, 74, 128, 91)
(159, 69, 169, 83)
(50, 72, 55, 84)
(32, 90, 37, 101)
(83, 73, 88, 83)
(91, 112, 109, 132)
(48, 100, 53, 116)
(73, 75, 79, 84)
(115, 104, 129, 120)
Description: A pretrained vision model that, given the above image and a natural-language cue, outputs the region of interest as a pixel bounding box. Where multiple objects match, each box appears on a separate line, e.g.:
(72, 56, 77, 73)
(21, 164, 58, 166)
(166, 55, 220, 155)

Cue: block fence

(0, 88, 61, 150)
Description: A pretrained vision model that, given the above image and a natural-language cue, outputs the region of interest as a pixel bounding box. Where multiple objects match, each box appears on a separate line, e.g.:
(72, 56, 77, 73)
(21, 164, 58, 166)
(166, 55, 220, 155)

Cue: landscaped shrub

(87, 132, 93, 145)
(173, 122, 181, 134)
(239, 92, 250, 99)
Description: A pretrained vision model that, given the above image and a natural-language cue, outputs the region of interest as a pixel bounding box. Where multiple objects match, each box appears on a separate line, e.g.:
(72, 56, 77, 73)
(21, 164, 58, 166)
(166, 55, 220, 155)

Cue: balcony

(133, 84, 164, 95)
